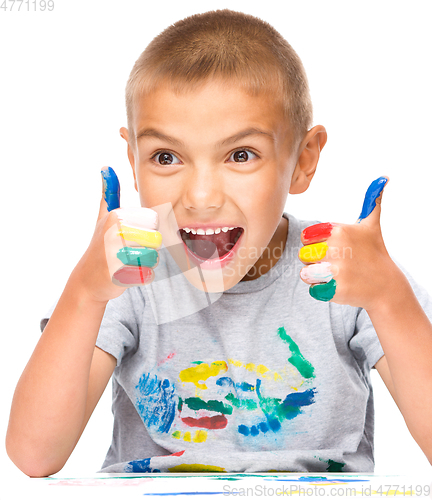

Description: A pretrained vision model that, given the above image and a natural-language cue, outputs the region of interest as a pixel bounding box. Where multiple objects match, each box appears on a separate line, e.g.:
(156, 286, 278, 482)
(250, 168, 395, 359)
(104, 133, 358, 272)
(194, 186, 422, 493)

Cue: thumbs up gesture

(75, 167, 162, 303)
(299, 176, 393, 310)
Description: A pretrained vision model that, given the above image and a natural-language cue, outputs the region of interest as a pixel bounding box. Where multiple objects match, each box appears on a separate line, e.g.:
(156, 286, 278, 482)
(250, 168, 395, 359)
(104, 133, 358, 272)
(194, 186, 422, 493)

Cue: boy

(6, 9, 432, 475)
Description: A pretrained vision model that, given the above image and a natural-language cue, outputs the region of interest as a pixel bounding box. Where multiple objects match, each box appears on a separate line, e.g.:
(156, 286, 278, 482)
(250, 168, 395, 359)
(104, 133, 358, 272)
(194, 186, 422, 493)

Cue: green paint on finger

(309, 279, 337, 302)
(117, 247, 158, 267)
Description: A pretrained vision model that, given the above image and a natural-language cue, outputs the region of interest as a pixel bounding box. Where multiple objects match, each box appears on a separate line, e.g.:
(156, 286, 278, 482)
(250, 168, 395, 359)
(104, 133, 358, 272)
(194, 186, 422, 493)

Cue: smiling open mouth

(179, 227, 243, 260)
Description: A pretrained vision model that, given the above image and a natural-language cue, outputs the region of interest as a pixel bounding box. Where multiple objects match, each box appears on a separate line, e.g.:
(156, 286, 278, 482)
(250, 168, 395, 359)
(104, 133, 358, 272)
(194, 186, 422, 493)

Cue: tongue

(188, 231, 234, 259)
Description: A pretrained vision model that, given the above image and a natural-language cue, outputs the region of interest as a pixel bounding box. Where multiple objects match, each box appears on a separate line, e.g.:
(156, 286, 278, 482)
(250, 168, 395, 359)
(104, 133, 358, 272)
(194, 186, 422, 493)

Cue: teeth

(181, 226, 240, 235)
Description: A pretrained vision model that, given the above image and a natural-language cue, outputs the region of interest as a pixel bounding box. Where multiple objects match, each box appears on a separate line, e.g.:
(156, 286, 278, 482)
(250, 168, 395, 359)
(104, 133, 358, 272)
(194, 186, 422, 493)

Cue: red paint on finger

(113, 266, 153, 285)
(302, 222, 334, 244)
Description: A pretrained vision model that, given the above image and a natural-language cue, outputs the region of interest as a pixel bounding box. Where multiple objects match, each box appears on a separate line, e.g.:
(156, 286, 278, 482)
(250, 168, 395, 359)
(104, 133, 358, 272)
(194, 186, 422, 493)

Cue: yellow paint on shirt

(256, 364, 269, 375)
(183, 432, 191, 442)
(179, 361, 228, 390)
(193, 430, 208, 443)
(168, 464, 225, 473)
(228, 359, 277, 380)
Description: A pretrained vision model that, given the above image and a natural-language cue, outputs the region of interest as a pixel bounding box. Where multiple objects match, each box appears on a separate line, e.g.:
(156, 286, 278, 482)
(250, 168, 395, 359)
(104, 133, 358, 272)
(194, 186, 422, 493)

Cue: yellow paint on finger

(299, 242, 328, 263)
(118, 225, 162, 249)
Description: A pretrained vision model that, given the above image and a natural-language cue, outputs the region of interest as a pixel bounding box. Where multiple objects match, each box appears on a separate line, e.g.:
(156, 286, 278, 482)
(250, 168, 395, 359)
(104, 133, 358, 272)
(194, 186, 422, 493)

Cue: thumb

(99, 166, 120, 219)
(357, 176, 388, 225)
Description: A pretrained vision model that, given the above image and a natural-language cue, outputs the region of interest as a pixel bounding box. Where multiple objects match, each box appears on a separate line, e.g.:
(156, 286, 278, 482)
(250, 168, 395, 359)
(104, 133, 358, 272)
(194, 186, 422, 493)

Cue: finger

(301, 222, 336, 245)
(115, 207, 161, 249)
(298, 241, 328, 264)
(357, 176, 388, 223)
(100, 166, 120, 219)
(309, 279, 337, 302)
(115, 207, 158, 230)
(300, 262, 333, 284)
(112, 266, 155, 287)
(104, 207, 162, 288)
(117, 247, 159, 268)
(118, 225, 162, 249)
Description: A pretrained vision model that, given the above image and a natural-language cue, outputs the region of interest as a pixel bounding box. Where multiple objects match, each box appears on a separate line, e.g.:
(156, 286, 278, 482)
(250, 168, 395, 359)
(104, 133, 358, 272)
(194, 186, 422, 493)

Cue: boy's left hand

(299, 177, 401, 310)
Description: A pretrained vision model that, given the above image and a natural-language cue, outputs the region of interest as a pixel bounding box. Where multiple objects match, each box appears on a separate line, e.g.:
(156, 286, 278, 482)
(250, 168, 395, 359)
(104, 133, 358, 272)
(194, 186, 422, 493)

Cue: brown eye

(230, 150, 257, 163)
(154, 152, 181, 166)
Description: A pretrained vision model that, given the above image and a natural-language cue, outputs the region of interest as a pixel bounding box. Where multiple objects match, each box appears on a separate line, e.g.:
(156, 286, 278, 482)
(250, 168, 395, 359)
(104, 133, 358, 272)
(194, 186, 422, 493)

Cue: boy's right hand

(73, 167, 162, 304)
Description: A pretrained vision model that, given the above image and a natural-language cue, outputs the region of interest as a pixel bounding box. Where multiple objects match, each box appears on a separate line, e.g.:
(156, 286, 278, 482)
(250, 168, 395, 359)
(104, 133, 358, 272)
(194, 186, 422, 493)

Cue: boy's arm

(6, 275, 116, 477)
(369, 275, 432, 463)
(373, 356, 396, 403)
(6, 168, 160, 477)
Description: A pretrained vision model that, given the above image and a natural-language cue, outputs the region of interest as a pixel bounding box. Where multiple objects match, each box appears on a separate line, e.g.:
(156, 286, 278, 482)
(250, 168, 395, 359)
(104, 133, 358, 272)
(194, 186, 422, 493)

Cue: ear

(289, 125, 327, 194)
(120, 127, 139, 192)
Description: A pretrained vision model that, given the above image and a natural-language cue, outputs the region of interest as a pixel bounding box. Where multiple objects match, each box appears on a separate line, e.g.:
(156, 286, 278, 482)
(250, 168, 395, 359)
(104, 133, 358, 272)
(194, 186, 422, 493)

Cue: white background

(1, 0, 431, 478)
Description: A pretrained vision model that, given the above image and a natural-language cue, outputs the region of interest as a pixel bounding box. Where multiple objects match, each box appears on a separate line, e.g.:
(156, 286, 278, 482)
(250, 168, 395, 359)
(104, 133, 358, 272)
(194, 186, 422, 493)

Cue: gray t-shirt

(41, 213, 431, 473)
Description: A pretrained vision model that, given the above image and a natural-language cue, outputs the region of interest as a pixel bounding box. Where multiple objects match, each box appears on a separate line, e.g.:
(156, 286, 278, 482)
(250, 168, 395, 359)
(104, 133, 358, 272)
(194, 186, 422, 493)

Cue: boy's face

(123, 80, 303, 292)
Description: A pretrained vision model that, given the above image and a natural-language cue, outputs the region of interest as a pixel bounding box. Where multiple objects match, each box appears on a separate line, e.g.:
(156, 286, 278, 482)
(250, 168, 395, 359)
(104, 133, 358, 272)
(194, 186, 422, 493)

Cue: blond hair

(125, 9, 312, 146)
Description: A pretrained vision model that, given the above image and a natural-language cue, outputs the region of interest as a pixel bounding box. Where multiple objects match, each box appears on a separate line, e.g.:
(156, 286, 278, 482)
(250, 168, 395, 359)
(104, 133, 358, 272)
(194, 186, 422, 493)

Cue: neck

(241, 216, 288, 281)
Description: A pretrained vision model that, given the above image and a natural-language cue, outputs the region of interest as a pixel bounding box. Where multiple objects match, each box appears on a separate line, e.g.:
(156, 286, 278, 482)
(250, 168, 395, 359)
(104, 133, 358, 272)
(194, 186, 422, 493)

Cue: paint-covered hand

(73, 167, 161, 303)
(298, 176, 398, 309)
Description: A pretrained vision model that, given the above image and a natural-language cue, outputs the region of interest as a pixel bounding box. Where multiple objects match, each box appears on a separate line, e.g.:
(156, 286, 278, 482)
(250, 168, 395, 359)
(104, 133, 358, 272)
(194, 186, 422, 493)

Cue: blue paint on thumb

(358, 176, 388, 222)
(101, 167, 120, 212)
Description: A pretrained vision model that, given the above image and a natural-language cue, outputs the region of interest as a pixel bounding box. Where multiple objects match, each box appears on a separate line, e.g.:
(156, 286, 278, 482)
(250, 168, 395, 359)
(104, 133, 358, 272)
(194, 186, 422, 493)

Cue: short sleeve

(348, 308, 384, 371)
(40, 287, 145, 367)
(96, 288, 144, 366)
(348, 260, 432, 371)
(40, 299, 59, 332)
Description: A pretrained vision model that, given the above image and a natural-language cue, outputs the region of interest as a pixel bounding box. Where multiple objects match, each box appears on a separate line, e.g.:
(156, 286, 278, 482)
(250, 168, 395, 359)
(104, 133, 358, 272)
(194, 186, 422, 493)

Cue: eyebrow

(219, 128, 275, 146)
(135, 127, 275, 148)
(136, 128, 185, 147)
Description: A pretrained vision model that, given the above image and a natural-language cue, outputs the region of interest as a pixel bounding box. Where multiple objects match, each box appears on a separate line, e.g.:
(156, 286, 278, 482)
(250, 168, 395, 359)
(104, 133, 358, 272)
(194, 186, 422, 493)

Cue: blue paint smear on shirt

(135, 373, 176, 433)
(216, 377, 254, 393)
(125, 457, 161, 473)
(216, 377, 233, 388)
(238, 382, 315, 436)
(282, 388, 316, 407)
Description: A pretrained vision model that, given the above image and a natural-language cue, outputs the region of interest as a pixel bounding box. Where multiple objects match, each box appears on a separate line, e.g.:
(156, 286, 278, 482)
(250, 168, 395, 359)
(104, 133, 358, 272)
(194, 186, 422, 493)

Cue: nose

(182, 164, 225, 212)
